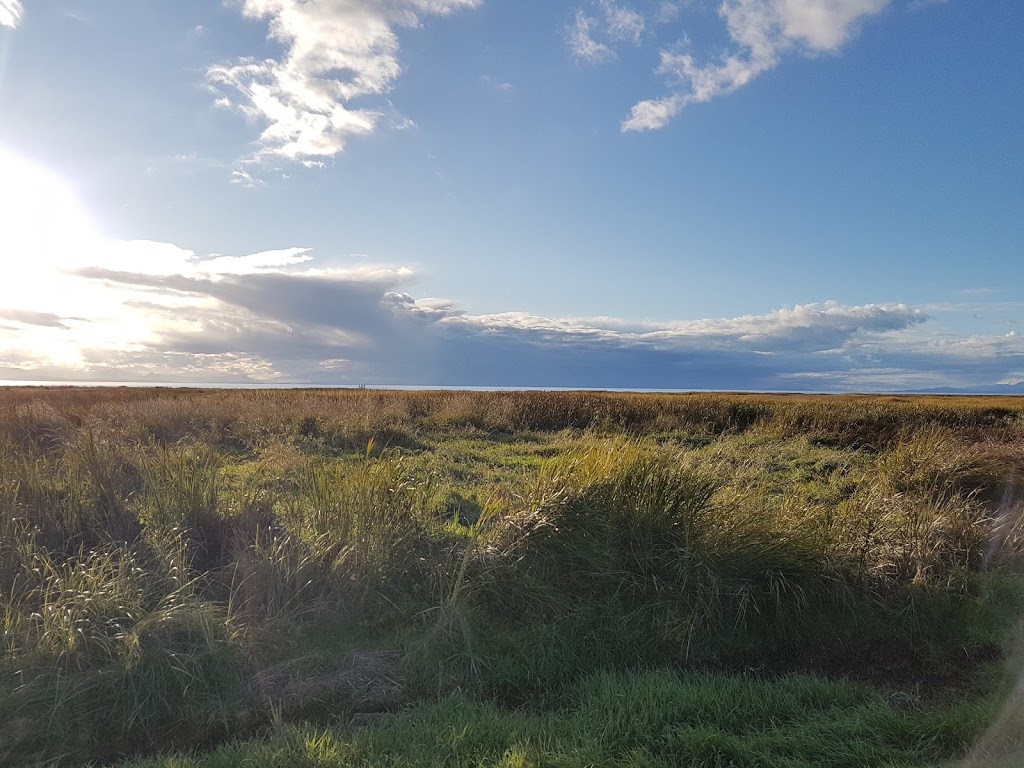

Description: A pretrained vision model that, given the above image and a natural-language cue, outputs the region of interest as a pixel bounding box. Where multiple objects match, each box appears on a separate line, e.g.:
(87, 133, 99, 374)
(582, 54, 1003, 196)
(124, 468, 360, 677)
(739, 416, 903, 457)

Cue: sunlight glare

(0, 149, 102, 305)
(0, 149, 142, 368)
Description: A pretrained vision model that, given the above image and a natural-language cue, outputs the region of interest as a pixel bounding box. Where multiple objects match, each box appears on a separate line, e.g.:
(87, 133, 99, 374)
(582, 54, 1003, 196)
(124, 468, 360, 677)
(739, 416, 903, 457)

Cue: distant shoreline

(0, 380, 1021, 397)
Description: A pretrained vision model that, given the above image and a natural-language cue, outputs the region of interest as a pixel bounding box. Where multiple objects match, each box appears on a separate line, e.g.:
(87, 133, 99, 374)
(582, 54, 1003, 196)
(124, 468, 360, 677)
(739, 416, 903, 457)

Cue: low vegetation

(1, 387, 1023, 766)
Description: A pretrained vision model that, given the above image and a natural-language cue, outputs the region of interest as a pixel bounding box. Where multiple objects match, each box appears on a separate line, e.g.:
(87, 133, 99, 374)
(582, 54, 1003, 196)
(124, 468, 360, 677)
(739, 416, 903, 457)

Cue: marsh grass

(280, 447, 436, 602)
(0, 388, 1022, 765)
(0, 533, 245, 763)
(226, 529, 331, 626)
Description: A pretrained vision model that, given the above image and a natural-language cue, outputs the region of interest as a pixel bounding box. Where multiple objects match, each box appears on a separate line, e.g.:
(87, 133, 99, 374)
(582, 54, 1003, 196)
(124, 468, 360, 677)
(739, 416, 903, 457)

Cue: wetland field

(2, 387, 1024, 766)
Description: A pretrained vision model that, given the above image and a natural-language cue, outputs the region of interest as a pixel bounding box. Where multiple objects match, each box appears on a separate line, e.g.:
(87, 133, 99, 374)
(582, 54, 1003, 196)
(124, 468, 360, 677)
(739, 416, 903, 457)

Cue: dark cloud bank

(23, 264, 1016, 394)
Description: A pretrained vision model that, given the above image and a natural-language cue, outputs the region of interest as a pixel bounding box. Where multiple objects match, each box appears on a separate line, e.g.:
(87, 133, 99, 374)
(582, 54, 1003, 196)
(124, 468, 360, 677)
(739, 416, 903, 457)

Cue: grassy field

(2, 387, 1024, 766)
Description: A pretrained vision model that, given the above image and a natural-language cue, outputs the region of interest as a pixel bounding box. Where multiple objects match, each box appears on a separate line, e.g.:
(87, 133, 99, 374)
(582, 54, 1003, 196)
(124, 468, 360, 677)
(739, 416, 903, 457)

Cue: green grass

(121, 670, 996, 768)
(0, 388, 1023, 765)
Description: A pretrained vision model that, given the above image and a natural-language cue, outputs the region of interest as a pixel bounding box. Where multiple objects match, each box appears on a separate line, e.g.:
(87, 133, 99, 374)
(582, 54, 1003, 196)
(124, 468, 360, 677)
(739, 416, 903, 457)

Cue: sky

(0, 0, 1021, 391)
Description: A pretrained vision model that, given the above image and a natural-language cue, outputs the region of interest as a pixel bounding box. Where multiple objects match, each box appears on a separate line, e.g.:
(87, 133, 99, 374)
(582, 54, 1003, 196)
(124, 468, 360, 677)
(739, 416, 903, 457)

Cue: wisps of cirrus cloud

(207, 0, 480, 164)
(0, 0, 22, 29)
(570, 1, 896, 132)
(569, 0, 648, 62)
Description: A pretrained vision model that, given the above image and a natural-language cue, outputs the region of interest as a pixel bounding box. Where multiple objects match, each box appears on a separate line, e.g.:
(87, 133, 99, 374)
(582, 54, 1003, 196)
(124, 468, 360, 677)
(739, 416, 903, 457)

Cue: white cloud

(389, 114, 418, 131)
(569, 10, 615, 62)
(622, 0, 889, 131)
(654, 2, 685, 24)
(231, 168, 265, 188)
(4, 230, 1022, 391)
(467, 301, 924, 353)
(481, 74, 514, 92)
(0, 0, 22, 29)
(777, 0, 889, 50)
(199, 248, 313, 275)
(955, 287, 1005, 298)
(602, 0, 645, 43)
(46, 243, 942, 388)
(208, 0, 480, 163)
(569, 1, 646, 62)
(5, 147, 1010, 390)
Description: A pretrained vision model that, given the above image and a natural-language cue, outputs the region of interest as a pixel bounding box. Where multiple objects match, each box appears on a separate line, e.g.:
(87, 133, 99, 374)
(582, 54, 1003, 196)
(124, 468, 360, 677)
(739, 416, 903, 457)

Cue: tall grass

(5, 386, 1018, 451)
(0, 388, 1021, 764)
(280, 447, 435, 602)
(227, 529, 331, 625)
(442, 440, 858, 676)
(0, 533, 245, 763)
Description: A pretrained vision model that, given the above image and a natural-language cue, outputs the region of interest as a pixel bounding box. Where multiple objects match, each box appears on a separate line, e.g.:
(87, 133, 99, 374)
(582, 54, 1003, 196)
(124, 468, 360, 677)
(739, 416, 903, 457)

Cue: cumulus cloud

(468, 301, 924, 350)
(3, 234, 1021, 391)
(0, 0, 22, 29)
(622, 0, 889, 131)
(779, 327, 1024, 392)
(208, 0, 480, 163)
(4, 230, 982, 391)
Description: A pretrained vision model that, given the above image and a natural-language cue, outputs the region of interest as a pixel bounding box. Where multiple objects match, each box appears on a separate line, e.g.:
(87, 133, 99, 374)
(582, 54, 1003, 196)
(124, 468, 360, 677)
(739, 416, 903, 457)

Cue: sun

(0, 148, 208, 372)
(0, 149, 111, 366)
(0, 149, 108, 313)
(0, 148, 100, 274)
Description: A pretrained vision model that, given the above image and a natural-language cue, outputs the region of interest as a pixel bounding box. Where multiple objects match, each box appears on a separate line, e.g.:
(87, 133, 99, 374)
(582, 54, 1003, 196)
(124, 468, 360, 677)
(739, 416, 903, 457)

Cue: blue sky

(0, 0, 1021, 390)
